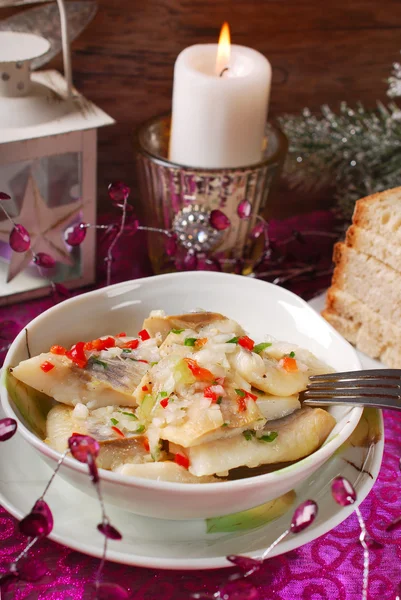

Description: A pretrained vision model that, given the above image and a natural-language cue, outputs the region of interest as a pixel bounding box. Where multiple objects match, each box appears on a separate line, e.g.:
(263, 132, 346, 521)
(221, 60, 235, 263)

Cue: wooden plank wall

(3, 0, 401, 216)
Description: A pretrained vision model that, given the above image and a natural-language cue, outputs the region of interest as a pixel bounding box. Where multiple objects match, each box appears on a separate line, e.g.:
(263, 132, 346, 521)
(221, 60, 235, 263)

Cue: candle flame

(216, 22, 231, 76)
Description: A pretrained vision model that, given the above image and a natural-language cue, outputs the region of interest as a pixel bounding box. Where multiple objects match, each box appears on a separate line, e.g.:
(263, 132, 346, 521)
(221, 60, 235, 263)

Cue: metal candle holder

(135, 115, 288, 275)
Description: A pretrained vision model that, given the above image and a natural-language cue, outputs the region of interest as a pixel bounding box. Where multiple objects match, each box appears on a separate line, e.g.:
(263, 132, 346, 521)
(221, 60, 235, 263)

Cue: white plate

(0, 293, 384, 570)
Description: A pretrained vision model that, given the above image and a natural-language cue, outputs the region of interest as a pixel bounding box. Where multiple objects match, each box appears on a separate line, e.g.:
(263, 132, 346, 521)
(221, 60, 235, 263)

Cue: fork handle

(301, 395, 401, 411)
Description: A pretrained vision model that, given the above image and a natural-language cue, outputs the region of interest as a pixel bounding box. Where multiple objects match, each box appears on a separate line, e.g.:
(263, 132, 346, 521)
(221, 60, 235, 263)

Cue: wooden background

(3, 0, 401, 216)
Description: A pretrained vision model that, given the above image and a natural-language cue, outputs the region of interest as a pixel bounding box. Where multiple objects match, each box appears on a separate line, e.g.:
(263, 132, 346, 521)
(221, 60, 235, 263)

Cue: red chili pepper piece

(142, 385, 149, 392)
(204, 386, 218, 403)
(238, 336, 255, 351)
(66, 342, 87, 368)
(246, 391, 258, 401)
(143, 437, 150, 452)
(138, 329, 150, 341)
(49, 345, 66, 355)
(122, 339, 139, 350)
(83, 341, 94, 351)
(184, 358, 215, 382)
(137, 359, 148, 364)
(111, 426, 125, 438)
(237, 396, 247, 412)
(175, 453, 190, 469)
(160, 398, 169, 408)
(40, 361, 55, 373)
(116, 332, 126, 337)
(282, 356, 298, 372)
(91, 337, 116, 351)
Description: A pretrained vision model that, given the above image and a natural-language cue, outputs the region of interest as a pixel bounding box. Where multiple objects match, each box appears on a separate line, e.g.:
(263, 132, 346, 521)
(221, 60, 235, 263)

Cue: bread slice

(322, 288, 401, 367)
(346, 225, 401, 274)
(331, 243, 401, 323)
(353, 186, 401, 243)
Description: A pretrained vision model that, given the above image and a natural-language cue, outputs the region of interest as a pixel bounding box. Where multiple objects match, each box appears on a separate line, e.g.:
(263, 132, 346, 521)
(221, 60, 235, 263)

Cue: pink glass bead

(209, 209, 231, 231)
(9, 224, 30, 252)
(68, 434, 100, 462)
(237, 199, 252, 220)
(165, 234, 178, 257)
(183, 252, 198, 270)
(108, 182, 131, 205)
(18, 558, 47, 582)
(331, 476, 356, 506)
(0, 191, 11, 200)
(87, 452, 99, 483)
(0, 418, 17, 442)
(19, 511, 49, 537)
(97, 522, 122, 540)
(32, 500, 53, 535)
(64, 223, 87, 246)
(291, 500, 318, 533)
(96, 582, 130, 600)
(226, 555, 261, 575)
(33, 252, 55, 269)
(250, 222, 265, 240)
(219, 579, 259, 600)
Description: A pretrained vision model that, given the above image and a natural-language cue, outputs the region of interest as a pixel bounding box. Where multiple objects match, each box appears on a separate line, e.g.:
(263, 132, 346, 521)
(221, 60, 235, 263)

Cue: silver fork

(299, 369, 401, 411)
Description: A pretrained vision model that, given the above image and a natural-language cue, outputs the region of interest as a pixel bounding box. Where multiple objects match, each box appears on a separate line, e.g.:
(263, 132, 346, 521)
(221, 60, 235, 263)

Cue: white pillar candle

(169, 24, 272, 169)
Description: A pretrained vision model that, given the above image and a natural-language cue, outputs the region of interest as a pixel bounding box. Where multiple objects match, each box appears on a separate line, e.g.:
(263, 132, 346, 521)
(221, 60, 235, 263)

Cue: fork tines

(309, 369, 401, 382)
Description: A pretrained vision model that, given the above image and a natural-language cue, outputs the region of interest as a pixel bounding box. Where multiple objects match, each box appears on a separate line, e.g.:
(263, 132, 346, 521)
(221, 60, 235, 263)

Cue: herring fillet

(115, 462, 219, 483)
(142, 312, 245, 341)
(10, 353, 146, 409)
(185, 407, 336, 477)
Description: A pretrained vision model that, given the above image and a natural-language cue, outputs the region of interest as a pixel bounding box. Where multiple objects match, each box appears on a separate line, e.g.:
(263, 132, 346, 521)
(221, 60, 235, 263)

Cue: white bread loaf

(322, 186, 401, 368)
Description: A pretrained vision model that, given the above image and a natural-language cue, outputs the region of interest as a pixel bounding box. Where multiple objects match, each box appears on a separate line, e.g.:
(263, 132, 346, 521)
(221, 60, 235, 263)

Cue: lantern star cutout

(0, 175, 83, 283)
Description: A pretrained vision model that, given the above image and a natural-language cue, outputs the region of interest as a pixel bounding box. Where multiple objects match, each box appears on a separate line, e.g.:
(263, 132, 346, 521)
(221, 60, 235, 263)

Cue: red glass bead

(219, 579, 259, 600)
(108, 182, 131, 204)
(165, 234, 178, 257)
(237, 199, 252, 219)
(97, 522, 122, 540)
(68, 434, 100, 462)
(64, 223, 87, 246)
(32, 500, 53, 535)
(209, 209, 231, 231)
(18, 558, 47, 582)
(87, 452, 99, 483)
(96, 582, 130, 599)
(290, 500, 318, 533)
(0, 191, 11, 200)
(226, 555, 261, 575)
(9, 224, 30, 252)
(250, 222, 265, 239)
(33, 253, 55, 269)
(19, 512, 49, 537)
(0, 418, 17, 442)
(331, 476, 356, 506)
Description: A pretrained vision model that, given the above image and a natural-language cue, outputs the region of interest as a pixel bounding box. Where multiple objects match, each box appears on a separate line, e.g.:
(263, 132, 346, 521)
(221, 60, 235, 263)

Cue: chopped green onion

(259, 432, 278, 443)
(227, 337, 239, 344)
(121, 411, 138, 420)
(110, 418, 119, 426)
(222, 422, 229, 427)
(159, 391, 168, 398)
(216, 396, 223, 404)
(184, 338, 197, 347)
(135, 424, 146, 434)
(289, 351, 296, 358)
(150, 361, 158, 366)
(91, 357, 107, 368)
(170, 328, 185, 334)
(253, 342, 272, 354)
(235, 389, 246, 397)
(243, 430, 255, 441)
(122, 348, 132, 353)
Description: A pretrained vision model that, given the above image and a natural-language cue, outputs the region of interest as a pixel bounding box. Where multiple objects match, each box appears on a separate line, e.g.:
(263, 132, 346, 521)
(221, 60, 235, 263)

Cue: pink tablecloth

(1, 212, 400, 599)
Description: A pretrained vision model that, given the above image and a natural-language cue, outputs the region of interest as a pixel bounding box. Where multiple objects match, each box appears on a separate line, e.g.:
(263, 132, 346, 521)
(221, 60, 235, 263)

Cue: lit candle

(169, 23, 272, 169)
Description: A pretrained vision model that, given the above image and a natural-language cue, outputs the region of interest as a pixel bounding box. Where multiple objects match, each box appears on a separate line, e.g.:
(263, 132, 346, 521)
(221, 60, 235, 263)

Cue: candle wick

(219, 67, 229, 78)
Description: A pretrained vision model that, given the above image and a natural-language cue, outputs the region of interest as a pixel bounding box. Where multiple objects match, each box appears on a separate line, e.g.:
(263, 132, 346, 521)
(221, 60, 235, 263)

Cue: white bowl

(1, 272, 362, 520)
